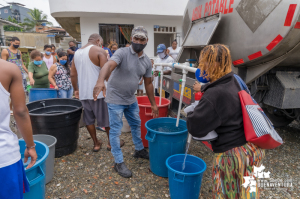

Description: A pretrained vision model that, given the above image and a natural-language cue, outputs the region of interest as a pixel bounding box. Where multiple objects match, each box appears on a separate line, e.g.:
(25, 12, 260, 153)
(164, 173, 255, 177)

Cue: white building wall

(80, 17, 183, 58)
(50, 0, 188, 18)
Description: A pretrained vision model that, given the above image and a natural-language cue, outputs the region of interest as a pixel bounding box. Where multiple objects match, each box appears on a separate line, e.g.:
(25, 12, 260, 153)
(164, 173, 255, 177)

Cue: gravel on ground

(10, 116, 300, 199)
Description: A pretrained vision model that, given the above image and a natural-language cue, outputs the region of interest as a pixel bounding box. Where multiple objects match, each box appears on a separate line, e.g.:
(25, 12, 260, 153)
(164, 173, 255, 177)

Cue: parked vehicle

(162, 0, 300, 127)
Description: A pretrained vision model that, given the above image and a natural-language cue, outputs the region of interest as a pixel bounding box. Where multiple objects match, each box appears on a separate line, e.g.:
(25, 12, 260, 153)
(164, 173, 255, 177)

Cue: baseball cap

(157, 44, 166, 53)
(131, 26, 148, 40)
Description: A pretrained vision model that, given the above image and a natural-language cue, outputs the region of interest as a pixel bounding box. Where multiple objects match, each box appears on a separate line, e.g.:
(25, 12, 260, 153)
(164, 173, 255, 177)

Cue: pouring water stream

(154, 62, 198, 172)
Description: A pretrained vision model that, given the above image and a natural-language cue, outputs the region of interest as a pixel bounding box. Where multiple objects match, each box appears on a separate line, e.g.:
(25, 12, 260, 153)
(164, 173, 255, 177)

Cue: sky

(0, 0, 60, 26)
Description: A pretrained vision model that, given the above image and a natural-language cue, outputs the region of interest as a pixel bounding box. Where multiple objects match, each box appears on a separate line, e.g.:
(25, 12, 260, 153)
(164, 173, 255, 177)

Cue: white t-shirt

(0, 83, 20, 168)
(168, 46, 181, 60)
(153, 56, 174, 89)
(74, 45, 106, 100)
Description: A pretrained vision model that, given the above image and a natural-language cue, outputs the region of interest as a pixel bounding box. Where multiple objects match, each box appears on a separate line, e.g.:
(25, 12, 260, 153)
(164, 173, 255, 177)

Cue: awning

(176, 13, 222, 63)
(182, 13, 222, 48)
(47, 35, 56, 38)
(0, 18, 23, 28)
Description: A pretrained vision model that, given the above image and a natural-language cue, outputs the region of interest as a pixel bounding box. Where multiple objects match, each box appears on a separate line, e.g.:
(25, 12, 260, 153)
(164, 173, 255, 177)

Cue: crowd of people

(1, 37, 77, 102)
(0, 26, 265, 199)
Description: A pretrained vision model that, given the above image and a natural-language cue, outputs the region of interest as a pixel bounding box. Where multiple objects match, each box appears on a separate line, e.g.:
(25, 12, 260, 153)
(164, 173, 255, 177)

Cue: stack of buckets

(20, 140, 49, 199)
(137, 96, 206, 199)
(19, 134, 57, 199)
(137, 96, 170, 147)
(138, 97, 207, 199)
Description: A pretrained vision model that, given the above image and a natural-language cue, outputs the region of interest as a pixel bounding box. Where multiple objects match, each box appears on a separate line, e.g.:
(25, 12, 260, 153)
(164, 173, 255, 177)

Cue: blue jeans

(107, 101, 144, 163)
(57, 87, 74, 98)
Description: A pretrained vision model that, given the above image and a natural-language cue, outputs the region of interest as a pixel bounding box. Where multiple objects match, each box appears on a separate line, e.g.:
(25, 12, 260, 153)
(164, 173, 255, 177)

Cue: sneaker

(133, 148, 149, 159)
(114, 162, 132, 178)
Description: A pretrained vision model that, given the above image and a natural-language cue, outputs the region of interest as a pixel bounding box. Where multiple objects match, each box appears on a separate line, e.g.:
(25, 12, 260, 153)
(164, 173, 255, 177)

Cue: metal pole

(176, 68, 188, 127)
(153, 63, 197, 73)
(153, 62, 199, 127)
(159, 67, 164, 106)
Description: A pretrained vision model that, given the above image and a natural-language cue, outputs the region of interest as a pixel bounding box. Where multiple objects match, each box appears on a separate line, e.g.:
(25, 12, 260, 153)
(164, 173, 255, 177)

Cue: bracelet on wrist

(25, 143, 36, 149)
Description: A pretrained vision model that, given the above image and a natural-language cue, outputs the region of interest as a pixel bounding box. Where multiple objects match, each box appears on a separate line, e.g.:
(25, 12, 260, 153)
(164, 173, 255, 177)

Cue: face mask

(60, 60, 67, 65)
(112, 50, 116, 53)
(45, 51, 51, 55)
(131, 42, 147, 53)
(34, 60, 43, 65)
(13, 44, 19, 49)
(158, 52, 166, 59)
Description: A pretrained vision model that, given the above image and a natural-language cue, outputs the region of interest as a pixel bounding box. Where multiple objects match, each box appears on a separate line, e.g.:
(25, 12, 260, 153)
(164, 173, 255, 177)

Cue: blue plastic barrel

(29, 88, 57, 102)
(166, 154, 207, 199)
(19, 140, 49, 199)
(145, 118, 188, 177)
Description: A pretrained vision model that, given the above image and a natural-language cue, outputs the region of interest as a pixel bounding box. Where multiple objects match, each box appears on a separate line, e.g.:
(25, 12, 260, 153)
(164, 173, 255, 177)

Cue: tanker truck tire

(263, 108, 294, 128)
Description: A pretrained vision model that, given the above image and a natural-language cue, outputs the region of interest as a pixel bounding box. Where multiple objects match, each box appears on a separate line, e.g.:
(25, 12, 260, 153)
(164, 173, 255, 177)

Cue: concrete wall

(4, 32, 49, 51)
(80, 17, 183, 58)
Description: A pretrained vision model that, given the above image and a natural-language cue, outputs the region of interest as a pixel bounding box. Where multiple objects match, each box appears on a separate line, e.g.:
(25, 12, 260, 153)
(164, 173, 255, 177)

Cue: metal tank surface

(162, 0, 300, 126)
(27, 99, 83, 157)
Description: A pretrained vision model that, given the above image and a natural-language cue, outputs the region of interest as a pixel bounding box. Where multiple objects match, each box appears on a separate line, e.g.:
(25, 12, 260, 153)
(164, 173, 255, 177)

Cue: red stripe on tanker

(266, 35, 284, 51)
(248, 51, 263, 61)
(295, 22, 300, 29)
(192, 0, 234, 21)
(284, 4, 297, 27)
(233, 59, 244, 66)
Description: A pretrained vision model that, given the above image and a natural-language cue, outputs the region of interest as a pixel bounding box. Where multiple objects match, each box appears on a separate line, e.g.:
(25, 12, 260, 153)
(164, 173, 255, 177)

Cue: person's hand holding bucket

(24, 146, 37, 169)
(151, 104, 159, 118)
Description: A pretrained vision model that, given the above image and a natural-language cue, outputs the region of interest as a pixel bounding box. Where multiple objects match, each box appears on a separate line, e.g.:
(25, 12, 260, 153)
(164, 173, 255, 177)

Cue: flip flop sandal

(107, 140, 125, 151)
(92, 141, 102, 152)
(96, 126, 106, 132)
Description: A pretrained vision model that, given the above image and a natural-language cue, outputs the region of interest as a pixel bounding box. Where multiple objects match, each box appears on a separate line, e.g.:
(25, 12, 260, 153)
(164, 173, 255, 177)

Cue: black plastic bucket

(27, 99, 83, 158)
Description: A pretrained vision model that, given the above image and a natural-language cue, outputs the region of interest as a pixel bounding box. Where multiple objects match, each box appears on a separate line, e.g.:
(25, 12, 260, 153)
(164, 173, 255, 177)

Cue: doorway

(154, 33, 175, 55)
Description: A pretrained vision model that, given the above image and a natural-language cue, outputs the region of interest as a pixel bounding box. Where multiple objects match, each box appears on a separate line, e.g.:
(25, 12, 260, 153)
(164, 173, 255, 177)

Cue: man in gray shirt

(93, 26, 158, 178)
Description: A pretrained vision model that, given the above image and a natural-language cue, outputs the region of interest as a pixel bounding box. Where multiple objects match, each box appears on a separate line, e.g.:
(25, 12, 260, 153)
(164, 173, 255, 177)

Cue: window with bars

(154, 26, 176, 33)
(99, 24, 134, 48)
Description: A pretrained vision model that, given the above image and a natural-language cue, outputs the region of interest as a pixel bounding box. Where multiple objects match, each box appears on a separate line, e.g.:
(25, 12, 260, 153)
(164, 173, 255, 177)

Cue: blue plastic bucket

(19, 139, 49, 199)
(29, 88, 57, 102)
(166, 154, 207, 199)
(145, 118, 188, 177)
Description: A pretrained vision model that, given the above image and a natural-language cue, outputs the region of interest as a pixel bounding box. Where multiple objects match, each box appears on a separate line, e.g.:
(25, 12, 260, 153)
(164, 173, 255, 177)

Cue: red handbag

(234, 75, 283, 149)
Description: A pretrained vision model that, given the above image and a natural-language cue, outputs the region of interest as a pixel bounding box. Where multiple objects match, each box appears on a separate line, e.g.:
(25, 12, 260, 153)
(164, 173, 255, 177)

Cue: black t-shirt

(187, 72, 247, 153)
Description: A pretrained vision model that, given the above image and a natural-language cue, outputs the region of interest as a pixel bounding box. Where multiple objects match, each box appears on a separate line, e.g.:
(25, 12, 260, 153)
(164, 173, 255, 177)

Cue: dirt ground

(41, 121, 300, 199)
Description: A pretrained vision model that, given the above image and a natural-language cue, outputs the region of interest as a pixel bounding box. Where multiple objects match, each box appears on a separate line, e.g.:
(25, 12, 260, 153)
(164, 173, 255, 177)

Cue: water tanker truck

(161, 0, 300, 127)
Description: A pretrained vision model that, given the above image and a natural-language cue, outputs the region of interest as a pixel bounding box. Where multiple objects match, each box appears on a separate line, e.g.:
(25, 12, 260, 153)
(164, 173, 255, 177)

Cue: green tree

(3, 16, 23, 31)
(22, 8, 53, 31)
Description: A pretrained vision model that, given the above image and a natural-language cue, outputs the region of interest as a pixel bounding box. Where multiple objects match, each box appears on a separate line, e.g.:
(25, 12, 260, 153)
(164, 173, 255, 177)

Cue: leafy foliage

(22, 52, 30, 69)
(3, 16, 23, 32)
(22, 8, 53, 31)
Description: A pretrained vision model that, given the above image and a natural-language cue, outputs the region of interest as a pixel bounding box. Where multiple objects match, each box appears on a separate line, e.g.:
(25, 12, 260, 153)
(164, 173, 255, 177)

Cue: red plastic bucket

(137, 96, 171, 147)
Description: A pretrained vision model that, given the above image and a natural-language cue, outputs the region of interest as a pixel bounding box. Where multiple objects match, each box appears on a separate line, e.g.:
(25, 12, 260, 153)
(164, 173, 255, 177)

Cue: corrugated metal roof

(0, 18, 23, 28)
